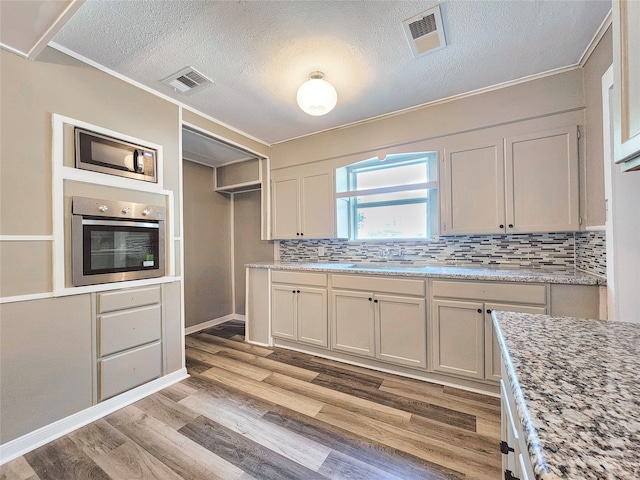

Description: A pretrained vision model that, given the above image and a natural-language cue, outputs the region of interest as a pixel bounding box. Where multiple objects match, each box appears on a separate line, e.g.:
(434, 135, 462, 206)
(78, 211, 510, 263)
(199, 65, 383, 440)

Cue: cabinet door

(500, 379, 520, 478)
(272, 177, 300, 239)
(376, 294, 426, 369)
(331, 290, 375, 357)
(297, 286, 328, 347)
(505, 126, 579, 233)
(271, 284, 297, 340)
(441, 141, 505, 235)
(613, 0, 640, 170)
(300, 171, 334, 238)
(431, 299, 484, 379)
(484, 303, 547, 382)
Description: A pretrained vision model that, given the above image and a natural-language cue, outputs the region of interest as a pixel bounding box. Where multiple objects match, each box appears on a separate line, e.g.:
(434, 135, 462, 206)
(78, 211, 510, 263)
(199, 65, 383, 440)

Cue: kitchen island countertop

(493, 311, 640, 479)
(245, 261, 605, 285)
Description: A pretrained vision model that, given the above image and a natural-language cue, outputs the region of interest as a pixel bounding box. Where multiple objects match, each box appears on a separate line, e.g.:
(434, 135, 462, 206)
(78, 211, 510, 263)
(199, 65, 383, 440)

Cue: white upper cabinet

(612, 0, 640, 171)
(441, 125, 580, 235)
(504, 127, 580, 233)
(442, 140, 506, 234)
(271, 168, 335, 239)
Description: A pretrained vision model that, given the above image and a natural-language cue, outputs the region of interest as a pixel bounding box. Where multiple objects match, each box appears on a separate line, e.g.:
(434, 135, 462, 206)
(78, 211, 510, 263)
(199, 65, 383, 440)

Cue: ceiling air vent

(402, 5, 447, 58)
(161, 67, 213, 96)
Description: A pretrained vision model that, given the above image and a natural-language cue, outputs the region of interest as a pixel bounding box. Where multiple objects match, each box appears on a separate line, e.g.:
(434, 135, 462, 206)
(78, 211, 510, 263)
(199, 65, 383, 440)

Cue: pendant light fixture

(296, 71, 337, 116)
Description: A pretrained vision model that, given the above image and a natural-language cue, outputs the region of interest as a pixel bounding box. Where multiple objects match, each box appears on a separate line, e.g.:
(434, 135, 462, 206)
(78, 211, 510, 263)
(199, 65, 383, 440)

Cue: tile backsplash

(575, 230, 606, 277)
(279, 231, 607, 275)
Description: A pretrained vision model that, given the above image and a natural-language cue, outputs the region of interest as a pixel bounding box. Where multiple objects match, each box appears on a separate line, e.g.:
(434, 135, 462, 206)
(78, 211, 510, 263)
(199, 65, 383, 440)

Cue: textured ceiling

(51, 0, 610, 145)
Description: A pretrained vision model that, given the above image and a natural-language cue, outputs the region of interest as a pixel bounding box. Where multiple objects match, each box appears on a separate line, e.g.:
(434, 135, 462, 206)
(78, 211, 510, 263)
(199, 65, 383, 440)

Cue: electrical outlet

(318, 246, 325, 257)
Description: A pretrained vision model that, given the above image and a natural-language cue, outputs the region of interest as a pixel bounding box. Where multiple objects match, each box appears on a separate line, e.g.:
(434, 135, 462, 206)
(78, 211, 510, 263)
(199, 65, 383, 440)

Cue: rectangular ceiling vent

(403, 5, 447, 58)
(162, 67, 213, 96)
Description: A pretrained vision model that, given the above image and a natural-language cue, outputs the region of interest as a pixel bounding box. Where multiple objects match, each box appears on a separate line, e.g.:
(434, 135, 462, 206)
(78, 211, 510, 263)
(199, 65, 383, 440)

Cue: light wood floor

(1, 321, 501, 480)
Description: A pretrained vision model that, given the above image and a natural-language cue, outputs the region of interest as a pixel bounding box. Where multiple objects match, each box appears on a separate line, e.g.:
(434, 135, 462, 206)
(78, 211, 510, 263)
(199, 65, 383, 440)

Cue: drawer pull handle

(500, 441, 515, 455)
(499, 224, 504, 229)
(504, 470, 520, 480)
(368, 297, 373, 301)
(487, 309, 492, 314)
(508, 224, 514, 228)
(374, 299, 378, 303)
(296, 290, 300, 293)
(477, 308, 482, 313)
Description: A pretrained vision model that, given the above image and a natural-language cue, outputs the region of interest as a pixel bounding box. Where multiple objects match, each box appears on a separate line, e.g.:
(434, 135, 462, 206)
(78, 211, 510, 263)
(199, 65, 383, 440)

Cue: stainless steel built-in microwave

(75, 128, 157, 183)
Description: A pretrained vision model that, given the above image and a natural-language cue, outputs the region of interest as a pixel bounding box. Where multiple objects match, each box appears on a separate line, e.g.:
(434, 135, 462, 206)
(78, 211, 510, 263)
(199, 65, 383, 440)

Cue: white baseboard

(184, 314, 245, 335)
(0, 369, 188, 465)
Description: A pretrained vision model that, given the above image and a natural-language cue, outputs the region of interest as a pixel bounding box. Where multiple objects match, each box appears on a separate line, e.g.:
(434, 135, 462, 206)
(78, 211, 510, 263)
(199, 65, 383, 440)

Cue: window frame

(336, 153, 438, 240)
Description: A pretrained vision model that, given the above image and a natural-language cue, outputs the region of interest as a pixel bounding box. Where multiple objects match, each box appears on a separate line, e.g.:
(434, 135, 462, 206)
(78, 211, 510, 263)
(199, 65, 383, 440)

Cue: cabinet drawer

(98, 305, 161, 357)
(98, 286, 161, 313)
(272, 270, 327, 287)
(98, 342, 162, 401)
(431, 280, 546, 305)
(331, 275, 425, 296)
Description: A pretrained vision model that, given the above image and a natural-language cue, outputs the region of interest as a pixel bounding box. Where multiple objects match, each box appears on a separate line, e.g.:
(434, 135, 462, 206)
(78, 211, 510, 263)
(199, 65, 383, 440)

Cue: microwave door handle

(133, 150, 143, 173)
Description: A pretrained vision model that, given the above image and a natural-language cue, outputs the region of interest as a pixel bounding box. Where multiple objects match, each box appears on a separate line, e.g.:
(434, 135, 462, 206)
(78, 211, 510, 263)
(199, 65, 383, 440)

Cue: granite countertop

(246, 261, 605, 285)
(493, 311, 640, 479)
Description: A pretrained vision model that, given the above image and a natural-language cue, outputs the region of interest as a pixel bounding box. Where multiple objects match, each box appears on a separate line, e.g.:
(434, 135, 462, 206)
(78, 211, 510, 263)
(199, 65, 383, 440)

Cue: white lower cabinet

(431, 299, 485, 379)
(430, 280, 548, 382)
(330, 275, 426, 369)
(271, 271, 328, 348)
(96, 286, 163, 401)
(501, 371, 535, 479)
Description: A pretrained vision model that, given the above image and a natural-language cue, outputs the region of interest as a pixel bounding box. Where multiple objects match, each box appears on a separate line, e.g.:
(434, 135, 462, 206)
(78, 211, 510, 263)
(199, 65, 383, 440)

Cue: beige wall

(183, 160, 233, 327)
(582, 26, 613, 227)
(233, 190, 274, 315)
(270, 69, 585, 170)
(0, 294, 93, 443)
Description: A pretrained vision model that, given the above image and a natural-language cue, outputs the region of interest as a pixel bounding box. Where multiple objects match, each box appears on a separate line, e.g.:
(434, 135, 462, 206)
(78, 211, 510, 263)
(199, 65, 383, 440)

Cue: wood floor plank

(180, 392, 332, 471)
(318, 450, 408, 480)
(261, 409, 465, 480)
(179, 415, 328, 480)
(311, 373, 477, 431)
(0, 456, 40, 480)
(90, 439, 184, 480)
(263, 371, 412, 425)
(191, 333, 273, 357)
(267, 349, 385, 389)
(407, 414, 501, 460)
(380, 377, 501, 419)
(203, 321, 246, 339)
(315, 403, 497, 480)
(199, 365, 325, 417)
(185, 335, 225, 355)
(182, 374, 272, 417)
(157, 379, 198, 403)
(68, 418, 127, 457)
(188, 348, 273, 381)
(214, 348, 320, 381)
(24, 436, 111, 480)
(133, 390, 201, 430)
(476, 415, 502, 441)
(443, 385, 501, 406)
(105, 404, 245, 480)
(185, 355, 214, 374)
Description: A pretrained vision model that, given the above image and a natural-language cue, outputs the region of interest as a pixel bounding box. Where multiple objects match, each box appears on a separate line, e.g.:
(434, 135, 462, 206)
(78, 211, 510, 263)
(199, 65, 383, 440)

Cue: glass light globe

(296, 75, 337, 116)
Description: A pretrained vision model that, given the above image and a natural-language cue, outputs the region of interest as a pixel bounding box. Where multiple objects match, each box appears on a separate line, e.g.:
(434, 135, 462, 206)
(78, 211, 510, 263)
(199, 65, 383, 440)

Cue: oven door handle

(81, 219, 160, 228)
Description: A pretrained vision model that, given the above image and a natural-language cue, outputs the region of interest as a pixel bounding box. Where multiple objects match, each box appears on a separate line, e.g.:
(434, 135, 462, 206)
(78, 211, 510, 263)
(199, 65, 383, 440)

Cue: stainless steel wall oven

(72, 196, 166, 286)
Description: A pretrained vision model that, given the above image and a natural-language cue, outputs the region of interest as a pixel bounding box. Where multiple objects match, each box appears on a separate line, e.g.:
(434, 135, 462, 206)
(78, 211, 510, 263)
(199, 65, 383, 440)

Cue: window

(336, 152, 438, 240)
